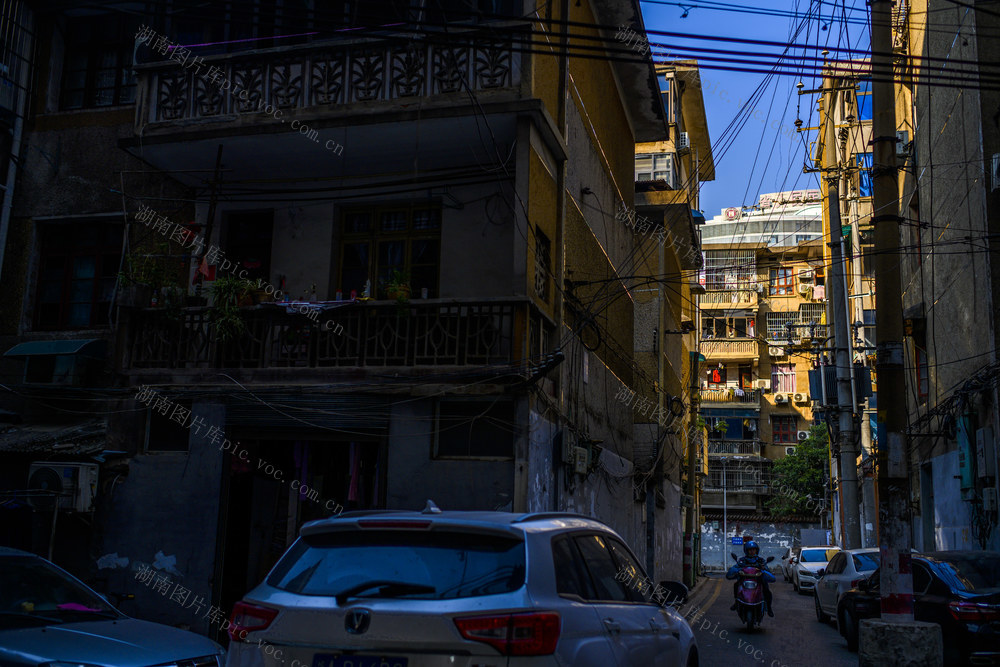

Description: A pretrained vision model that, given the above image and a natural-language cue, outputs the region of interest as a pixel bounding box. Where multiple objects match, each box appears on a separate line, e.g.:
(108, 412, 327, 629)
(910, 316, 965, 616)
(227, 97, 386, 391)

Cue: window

(862, 309, 876, 345)
(799, 303, 827, 337)
(224, 211, 273, 283)
(634, 153, 676, 186)
(434, 399, 514, 459)
(769, 267, 794, 295)
(573, 534, 630, 602)
(552, 537, 597, 600)
(795, 234, 813, 244)
(35, 223, 121, 330)
(535, 229, 551, 303)
(61, 15, 139, 109)
(706, 366, 727, 388)
(766, 312, 798, 340)
(853, 553, 879, 572)
(915, 345, 929, 400)
(857, 153, 873, 198)
(912, 562, 931, 596)
(856, 79, 873, 121)
(606, 538, 652, 603)
(340, 206, 441, 299)
(704, 250, 755, 290)
(772, 415, 798, 443)
(739, 364, 753, 389)
(146, 401, 191, 452)
(771, 364, 796, 393)
(826, 553, 846, 575)
(702, 315, 755, 340)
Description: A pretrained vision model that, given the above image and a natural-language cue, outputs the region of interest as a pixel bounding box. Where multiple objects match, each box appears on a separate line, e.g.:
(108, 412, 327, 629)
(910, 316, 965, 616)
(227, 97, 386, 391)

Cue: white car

(780, 547, 800, 582)
(814, 548, 879, 621)
(225, 509, 699, 667)
(791, 546, 841, 594)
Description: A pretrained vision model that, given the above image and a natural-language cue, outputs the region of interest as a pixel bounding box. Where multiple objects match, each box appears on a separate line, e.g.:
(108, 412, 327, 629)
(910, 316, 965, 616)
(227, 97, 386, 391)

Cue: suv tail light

(948, 601, 1000, 622)
(850, 579, 862, 589)
(229, 601, 278, 642)
(454, 612, 560, 656)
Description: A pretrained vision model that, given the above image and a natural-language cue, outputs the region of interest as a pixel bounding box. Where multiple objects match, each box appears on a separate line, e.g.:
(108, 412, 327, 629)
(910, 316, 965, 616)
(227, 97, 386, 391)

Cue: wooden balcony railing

(135, 37, 519, 127)
(701, 339, 758, 358)
(122, 299, 528, 371)
(700, 388, 761, 405)
(700, 290, 758, 308)
(707, 439, 762, 456)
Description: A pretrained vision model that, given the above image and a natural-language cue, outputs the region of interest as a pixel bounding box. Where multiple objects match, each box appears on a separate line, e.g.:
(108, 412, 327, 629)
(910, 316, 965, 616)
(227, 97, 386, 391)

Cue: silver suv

(225, 509, 698, 667)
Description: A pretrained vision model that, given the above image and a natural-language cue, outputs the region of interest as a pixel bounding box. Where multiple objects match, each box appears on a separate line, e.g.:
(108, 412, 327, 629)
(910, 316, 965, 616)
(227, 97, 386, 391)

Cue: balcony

(121, 298, 535, 381)
(700, 290, 758, 309)
(135, 37, 519, 132)
(707, 439, 762, 456)
(700, 388, 761, 407)
(700, 338, 758, 360)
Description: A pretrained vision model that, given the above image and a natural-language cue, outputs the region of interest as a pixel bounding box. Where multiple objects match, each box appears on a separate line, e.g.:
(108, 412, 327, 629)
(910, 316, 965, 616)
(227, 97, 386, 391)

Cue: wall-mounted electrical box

(976, 427, 996, 479)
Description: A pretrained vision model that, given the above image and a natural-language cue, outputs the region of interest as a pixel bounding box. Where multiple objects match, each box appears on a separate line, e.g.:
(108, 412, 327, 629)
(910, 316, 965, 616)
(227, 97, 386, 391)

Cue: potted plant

(385, 269, 411, 303)
(210, 275, 251, 342)
(118, 244, 183, 307)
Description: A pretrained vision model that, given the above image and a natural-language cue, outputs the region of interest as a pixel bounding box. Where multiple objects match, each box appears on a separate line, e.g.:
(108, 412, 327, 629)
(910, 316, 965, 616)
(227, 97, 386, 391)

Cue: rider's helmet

(743, 540, 760, 558)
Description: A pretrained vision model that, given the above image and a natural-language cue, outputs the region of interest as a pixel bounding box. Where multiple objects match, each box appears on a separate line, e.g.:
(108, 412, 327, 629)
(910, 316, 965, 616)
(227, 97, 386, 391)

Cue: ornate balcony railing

(707, 439, 761, 456)
(122, 299, 528, 371)
(701, 339, 758, 358)
(700, 290, 758, 308)
(135, 37, 519, 127)
(700, 388, 761, 405)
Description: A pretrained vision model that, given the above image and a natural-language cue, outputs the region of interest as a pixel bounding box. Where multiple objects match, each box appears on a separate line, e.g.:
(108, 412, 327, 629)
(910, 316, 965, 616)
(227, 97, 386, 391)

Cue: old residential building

(0, 0, 693, 636)
(695, 193, 828, 563)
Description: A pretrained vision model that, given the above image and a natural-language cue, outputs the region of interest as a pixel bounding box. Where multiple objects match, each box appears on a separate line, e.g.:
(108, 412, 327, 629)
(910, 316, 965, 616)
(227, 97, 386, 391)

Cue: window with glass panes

(769, 267, 794, 295)
(61, 15, 139, 109)
(634, 153, 675, 186)
(339, 206, 441, 299)
(772, 415, 798, 443)
(771, 363, 796, 392)
(704, 250, 755, 290)
(35, 223, 121, 330)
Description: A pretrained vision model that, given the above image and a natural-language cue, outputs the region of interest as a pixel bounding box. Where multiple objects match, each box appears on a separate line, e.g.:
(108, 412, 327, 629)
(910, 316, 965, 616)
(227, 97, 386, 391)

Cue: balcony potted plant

(385, 269, 411, 303)
(210, 275, 251, 342)
(118, 244, 183, 307)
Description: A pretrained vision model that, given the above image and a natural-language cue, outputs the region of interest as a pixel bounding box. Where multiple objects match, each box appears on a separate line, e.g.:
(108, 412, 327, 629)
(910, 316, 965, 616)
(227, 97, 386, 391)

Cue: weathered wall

(700, 519, 823, 572)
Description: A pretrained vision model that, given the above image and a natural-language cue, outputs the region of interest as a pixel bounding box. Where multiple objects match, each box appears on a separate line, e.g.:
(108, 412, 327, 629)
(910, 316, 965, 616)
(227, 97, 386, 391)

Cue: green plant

(210, 276, 251, 342)
(385, 269, 411, 303)
(119, 242, 181, 293)
(767, 424, 830, 516)
(716, 419, 729, 435)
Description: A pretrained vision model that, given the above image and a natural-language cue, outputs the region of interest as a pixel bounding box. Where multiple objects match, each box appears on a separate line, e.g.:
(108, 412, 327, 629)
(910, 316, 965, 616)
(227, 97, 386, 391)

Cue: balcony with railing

(706, 439, 762, 456)
(700, 387, 761, 407)
(120, 298, 537, 382)
(700, 290, 758, 309)
(700, 338, 758, 360)
(134, 35, 520, 134)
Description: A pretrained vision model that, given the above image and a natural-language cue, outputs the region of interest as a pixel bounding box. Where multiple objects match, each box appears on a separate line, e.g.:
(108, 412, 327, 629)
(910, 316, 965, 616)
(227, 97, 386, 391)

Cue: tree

(766, 424, 829, 516)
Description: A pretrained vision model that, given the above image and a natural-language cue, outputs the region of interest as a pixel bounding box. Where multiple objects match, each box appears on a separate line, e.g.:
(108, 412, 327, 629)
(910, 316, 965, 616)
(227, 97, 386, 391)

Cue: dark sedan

(836, 551, 1000, 665)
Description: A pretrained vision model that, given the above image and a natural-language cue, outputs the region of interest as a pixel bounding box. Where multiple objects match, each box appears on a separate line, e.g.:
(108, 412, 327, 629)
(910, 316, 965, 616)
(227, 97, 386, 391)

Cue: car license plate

(312, 655, 408, 667)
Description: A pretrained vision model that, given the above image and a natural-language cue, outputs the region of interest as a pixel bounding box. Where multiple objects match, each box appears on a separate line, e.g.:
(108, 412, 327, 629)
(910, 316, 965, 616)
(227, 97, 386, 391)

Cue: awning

(4, 339, 106, 358)
(0, 420, 107, 456)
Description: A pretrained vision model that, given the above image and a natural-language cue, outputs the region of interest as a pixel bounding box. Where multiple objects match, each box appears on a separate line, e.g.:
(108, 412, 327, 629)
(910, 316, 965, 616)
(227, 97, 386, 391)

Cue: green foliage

(767, 424, 829, 516)
(119, 242, 183, 292)
(210, 276, 251, 342)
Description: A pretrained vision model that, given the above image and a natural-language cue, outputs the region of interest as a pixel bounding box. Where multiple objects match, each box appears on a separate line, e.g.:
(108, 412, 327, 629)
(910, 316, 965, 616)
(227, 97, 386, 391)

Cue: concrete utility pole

(870, 0, 914, 623)
(822, 72, 862, 550)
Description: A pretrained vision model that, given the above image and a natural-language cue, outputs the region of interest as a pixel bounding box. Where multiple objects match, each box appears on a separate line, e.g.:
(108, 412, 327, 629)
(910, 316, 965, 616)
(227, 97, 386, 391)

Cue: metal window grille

(766, 312, 798, 340)
(704, 250, 755, 290)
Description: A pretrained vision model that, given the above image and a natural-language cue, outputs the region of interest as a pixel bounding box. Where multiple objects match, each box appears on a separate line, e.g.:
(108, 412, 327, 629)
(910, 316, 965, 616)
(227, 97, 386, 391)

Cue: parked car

(791, 546, 841, 594)
(225, 509, 698, 666)
(0, 547, 225, 666)
(837, 551, 1000, 664)
(814, 548, 879, 621)
(780, 546, 800, 582)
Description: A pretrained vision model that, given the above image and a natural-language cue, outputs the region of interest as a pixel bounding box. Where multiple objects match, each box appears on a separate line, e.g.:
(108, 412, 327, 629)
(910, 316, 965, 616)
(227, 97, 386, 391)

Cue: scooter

(730, 553, 775, 631)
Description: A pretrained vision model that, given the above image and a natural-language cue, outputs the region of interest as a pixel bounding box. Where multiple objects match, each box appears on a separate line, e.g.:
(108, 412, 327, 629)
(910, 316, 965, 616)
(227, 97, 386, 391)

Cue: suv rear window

(267, 530, 525, 599)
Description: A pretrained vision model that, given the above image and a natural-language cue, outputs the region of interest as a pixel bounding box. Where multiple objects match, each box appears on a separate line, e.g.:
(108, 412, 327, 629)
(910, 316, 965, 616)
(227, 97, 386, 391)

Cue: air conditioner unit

(755, 379, 771, 391)
(678, 132, 690, 151)
(573, 446, 590, 475)
(785, 446, 797, 456)
(768, 346, 784, 357)
(793, 392, 808, 403)
(797, 430, 810, 441)
(27, 462, 98, 512)
(774, 393, 788, 403)
(799, 269, 814, 281)
(797, 283, 812, 295)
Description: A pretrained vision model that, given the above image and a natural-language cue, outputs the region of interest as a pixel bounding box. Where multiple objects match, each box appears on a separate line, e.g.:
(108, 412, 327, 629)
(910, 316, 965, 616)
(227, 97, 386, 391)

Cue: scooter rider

(727, 540, 775, 616)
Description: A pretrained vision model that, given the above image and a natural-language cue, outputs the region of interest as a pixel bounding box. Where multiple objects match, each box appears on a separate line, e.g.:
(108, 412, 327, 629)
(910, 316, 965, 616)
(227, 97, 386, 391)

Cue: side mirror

(766, 556, 775, 563)
(817, 568, 826, 577)
(658, 580, 688, 608)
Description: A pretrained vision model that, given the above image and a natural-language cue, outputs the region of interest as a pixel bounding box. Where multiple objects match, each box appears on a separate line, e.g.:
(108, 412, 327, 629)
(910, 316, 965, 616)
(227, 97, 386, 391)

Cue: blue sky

(638, 0, 870, 218)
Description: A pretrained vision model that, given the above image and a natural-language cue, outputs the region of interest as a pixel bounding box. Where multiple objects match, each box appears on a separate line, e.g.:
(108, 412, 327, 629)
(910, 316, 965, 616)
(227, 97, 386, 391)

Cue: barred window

(766, 312, 799, 340)
(704, 250, 756, 290)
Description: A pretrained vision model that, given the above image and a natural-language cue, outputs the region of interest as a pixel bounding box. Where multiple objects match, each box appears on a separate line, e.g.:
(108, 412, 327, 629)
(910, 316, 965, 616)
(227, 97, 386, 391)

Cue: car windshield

(932, 555, 1000, 594)
(854, 553, 880, 571)
(268, 529, 526, 599)
(800, 549, 839, 563)
(0, 556, 119, 629)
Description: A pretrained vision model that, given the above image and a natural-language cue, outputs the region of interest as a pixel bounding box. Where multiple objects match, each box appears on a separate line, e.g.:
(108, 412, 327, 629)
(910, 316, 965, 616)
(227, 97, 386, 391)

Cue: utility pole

(684, 348, 702, 588)
(870, 0, 914, 622)
(821, 69, 861, 550)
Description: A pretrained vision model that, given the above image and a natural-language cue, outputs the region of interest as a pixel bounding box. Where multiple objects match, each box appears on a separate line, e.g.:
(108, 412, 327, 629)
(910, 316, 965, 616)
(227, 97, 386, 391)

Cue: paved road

(680, 573, 856, 667)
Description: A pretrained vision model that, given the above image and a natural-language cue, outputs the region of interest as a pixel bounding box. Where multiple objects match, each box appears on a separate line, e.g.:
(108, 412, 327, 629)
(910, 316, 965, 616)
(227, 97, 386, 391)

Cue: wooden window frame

(772, 415, 798, 443)
(769, 267, 794, 295)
